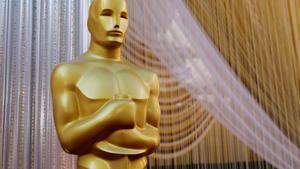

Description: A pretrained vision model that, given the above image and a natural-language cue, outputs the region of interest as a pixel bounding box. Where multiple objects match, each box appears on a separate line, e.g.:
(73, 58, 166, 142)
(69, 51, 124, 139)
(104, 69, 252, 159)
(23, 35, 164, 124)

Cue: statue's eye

(121, 12, 128, 19)
(101, 9, 113, 16)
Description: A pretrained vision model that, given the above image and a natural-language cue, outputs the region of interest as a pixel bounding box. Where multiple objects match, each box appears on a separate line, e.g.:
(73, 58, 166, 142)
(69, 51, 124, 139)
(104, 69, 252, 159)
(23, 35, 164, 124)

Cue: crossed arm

(51, 65, 160, 155)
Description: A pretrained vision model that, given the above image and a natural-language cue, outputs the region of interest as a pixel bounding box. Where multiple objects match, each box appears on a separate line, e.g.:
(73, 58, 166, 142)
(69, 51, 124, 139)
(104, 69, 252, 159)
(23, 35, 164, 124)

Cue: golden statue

(51, 0, 161, 168)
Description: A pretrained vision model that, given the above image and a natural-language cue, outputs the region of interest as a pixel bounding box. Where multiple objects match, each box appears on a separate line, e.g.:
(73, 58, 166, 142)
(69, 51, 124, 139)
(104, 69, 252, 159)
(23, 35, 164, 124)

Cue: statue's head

(88, 0, 128, 48)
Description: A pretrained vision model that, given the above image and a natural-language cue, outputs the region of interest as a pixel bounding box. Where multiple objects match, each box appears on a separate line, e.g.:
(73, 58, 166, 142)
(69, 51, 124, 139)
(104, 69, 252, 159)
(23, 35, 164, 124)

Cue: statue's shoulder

(138, 68, 159, 96)
(52, 62, 75, 76)
(51, 61, 84, 84)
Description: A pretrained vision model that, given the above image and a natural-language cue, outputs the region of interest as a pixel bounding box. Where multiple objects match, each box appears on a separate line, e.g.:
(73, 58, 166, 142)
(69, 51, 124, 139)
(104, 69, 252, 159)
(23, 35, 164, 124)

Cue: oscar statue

(51, 0, 161, 168)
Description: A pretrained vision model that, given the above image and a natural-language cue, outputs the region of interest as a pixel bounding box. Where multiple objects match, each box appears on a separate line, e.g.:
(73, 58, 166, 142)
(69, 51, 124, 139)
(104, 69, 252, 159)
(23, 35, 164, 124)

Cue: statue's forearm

(106, 123, 160, 151)
(60, 110, 112, 154)
(58, 99, 136, 154)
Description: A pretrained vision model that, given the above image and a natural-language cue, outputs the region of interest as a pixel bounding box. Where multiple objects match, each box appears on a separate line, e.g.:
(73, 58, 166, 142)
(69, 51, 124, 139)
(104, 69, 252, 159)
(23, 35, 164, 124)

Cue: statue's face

(88, 0, 128, 48)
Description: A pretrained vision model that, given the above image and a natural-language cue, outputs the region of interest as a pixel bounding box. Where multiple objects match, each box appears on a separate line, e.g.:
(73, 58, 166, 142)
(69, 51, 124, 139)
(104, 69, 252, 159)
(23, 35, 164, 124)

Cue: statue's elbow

(59, 136, 79, 154)
(148, 132, 160, 150)
(154, 134, 160, 148)
(148, 125, 160, 149)
(58, 132, 87, 155)
(145, 135, 160, 155)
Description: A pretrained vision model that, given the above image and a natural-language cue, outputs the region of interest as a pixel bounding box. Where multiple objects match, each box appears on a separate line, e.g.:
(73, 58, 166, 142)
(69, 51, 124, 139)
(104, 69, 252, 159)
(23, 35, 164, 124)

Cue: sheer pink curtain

(123, 1, 300, 168)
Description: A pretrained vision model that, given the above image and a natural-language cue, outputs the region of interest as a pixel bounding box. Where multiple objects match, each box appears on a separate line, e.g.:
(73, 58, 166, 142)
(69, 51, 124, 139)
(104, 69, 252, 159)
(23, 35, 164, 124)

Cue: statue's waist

(78, 153, 147, 169)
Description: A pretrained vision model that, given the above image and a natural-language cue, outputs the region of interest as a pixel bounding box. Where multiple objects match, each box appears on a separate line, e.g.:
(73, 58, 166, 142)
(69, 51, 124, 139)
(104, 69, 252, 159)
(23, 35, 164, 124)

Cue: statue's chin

(107, 41, 122, 48)
(97, 42, 121, 50)
(104, 37, 123, 48)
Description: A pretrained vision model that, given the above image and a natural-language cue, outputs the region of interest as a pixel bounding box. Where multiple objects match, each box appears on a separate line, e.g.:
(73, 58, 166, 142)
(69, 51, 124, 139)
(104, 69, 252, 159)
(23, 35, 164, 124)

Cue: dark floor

(148, 162, 277, 169)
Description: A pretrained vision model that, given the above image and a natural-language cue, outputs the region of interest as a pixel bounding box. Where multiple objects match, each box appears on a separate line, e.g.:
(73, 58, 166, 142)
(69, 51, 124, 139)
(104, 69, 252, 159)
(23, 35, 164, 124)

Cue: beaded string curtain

(127, 1, 300, 169)
(1, 1, 80, 168)
(1, 0, 300, 169)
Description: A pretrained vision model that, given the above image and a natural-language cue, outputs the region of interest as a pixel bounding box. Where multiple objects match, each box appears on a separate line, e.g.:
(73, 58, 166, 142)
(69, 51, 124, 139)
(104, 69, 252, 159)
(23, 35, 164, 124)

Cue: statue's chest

(76, 67, 150, 100)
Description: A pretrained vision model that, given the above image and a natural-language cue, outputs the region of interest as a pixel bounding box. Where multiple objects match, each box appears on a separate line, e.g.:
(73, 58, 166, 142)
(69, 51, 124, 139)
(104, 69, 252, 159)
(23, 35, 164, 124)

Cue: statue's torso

(67, 59, 154, 155)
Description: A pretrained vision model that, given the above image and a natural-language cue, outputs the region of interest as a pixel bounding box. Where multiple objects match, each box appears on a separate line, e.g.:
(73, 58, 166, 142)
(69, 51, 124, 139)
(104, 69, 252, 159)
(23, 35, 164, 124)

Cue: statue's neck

(88, 40, 122, 61)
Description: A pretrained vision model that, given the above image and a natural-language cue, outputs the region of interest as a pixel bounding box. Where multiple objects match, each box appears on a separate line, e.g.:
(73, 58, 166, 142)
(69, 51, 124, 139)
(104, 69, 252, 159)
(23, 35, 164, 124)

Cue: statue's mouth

(108, 31, 123, 36)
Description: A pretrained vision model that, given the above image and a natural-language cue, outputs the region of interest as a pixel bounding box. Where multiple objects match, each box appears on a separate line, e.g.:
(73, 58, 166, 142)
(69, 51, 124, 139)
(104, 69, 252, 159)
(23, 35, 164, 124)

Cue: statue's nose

(114, 24, 120, 29)
(114, 16, 120, 29)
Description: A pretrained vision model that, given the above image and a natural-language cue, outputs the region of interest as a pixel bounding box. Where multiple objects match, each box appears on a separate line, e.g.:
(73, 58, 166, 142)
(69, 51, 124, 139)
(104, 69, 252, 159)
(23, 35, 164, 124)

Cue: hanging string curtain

(124, 0, 300, 168)
(0, 1, 80, 168)
(1, 0, 300, 169)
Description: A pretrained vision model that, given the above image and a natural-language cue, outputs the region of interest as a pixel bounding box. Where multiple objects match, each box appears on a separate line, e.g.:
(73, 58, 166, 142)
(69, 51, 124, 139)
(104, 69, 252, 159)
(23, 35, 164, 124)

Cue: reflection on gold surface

(51, 0, 160, 168)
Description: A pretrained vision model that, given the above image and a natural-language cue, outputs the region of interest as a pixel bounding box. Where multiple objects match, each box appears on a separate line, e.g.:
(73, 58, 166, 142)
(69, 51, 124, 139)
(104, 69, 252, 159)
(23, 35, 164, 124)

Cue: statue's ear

(87, 17, 93, 33)
(87, 0, 98, 34)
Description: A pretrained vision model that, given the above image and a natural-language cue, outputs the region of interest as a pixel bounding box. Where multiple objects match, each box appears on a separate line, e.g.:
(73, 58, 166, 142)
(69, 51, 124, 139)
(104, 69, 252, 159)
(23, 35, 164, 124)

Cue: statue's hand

(101, 95, 136, 130)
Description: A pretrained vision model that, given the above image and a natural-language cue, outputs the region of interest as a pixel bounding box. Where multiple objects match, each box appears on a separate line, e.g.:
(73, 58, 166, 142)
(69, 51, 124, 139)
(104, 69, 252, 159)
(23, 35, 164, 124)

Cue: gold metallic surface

(51, 0, 160, 168)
